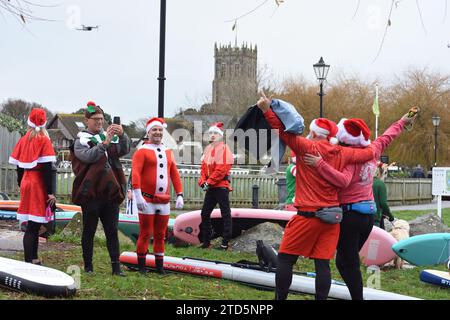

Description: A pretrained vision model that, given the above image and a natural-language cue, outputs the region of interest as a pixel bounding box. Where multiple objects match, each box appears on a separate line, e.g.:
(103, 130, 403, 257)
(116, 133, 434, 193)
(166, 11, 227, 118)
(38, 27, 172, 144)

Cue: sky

(1, 0, 449, 124)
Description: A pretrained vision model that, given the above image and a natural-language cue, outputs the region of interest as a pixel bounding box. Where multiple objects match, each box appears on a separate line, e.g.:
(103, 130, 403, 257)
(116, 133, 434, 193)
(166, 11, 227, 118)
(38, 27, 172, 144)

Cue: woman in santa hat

(198, 122, 234, 250)
(132, 117, 184, 274)
(9, 108, 57, 265)
(303, 111, 417, 300)
(257, 92, 381, 300)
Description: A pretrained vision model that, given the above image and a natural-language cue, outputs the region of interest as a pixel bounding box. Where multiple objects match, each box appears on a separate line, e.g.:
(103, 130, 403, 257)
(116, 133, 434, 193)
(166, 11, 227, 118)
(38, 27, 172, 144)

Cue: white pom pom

(329, 137, 339, 145)
(35, 127, 41, 132)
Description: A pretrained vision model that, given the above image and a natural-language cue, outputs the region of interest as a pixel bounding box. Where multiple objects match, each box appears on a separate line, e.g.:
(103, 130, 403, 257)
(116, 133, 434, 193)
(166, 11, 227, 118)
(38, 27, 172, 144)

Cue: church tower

(212, 43, 258, 111)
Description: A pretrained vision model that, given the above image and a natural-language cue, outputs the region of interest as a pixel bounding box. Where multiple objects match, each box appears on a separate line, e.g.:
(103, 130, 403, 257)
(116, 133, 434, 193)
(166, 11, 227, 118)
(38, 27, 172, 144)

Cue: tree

(0, 98, 53, 127)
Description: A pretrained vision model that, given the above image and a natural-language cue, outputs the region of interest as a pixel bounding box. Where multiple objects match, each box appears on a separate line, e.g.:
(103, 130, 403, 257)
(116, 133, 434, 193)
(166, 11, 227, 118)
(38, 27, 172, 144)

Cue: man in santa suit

(198, 122, 234, 250)
(132, 117, 184, 274)
(9, 108, 57, 265)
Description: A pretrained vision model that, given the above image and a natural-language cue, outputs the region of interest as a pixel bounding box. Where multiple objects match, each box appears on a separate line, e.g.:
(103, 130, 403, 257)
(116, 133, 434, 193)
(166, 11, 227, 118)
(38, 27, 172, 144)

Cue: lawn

(0, 209, 449, 300)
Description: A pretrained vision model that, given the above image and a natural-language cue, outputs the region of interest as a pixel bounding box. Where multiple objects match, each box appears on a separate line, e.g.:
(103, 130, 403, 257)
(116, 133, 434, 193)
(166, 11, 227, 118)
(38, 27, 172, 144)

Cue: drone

(76, 25, 100, 31)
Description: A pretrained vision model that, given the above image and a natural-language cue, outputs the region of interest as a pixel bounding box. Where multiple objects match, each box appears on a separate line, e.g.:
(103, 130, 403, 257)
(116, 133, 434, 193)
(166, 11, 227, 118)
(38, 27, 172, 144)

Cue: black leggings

(81, 200, 120, 265)
(275, 253, 331, 300)
(335, 211, 374, 300)
(200, 188, 232, 244)
(23, 221, 41, 263)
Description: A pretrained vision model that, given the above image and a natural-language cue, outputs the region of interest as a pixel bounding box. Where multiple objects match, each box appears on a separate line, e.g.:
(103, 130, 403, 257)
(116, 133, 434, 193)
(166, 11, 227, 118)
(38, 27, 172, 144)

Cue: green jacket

(372, 177, 394, 224)
(286, 163, 296, 204)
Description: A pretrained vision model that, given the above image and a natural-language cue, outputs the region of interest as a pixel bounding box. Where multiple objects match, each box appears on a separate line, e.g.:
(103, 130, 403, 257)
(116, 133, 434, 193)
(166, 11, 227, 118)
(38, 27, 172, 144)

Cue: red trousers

(136, 214, 170, 258)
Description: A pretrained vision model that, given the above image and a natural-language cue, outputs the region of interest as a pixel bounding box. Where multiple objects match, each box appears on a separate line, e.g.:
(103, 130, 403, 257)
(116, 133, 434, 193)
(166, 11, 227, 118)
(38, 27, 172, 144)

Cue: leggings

(23, 221, 41, 263)
(335, 211, 374, 300)
(200, 188, 232, 244)
(136, 214, 170, 258)
(275, 253, 331, 300)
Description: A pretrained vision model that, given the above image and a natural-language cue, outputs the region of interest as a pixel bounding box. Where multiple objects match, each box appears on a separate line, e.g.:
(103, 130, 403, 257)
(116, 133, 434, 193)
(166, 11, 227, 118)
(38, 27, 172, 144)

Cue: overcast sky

(1, 0, 449, 123)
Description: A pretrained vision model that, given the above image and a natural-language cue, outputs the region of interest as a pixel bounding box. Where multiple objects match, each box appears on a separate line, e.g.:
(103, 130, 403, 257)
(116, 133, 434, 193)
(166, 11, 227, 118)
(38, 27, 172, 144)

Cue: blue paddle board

(392, 233, 450, 266)
(420, 269, 450, 288)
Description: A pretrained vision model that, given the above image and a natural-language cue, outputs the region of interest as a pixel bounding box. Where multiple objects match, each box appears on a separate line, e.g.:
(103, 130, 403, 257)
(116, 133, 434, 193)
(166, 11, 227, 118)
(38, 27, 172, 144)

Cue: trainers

(217, 244, 229, 251)
(199, 242, 212, 249)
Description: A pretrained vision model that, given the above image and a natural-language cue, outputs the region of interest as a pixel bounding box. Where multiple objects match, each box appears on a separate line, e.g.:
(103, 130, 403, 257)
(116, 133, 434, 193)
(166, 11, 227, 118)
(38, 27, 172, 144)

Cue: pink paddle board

(359, 226, 398, 266)
(174, 208, 295, 245)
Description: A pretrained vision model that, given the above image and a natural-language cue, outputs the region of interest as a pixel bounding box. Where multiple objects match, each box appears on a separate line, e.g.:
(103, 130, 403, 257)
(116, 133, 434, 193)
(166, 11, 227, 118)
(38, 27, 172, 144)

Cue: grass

(0, 208, 449, 300)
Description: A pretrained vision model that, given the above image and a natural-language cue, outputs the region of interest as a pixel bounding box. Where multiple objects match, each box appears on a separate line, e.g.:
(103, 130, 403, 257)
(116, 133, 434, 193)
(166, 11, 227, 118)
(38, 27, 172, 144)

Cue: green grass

(1, 209, 449, 300)
(393, 208, 450, 225)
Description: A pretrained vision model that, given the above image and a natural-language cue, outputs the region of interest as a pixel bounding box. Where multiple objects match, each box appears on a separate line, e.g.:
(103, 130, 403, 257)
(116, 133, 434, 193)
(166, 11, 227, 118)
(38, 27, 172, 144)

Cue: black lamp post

(432, 115, 440, 167)
(313, 57, 330, 118)
(158, 0, 167, 118)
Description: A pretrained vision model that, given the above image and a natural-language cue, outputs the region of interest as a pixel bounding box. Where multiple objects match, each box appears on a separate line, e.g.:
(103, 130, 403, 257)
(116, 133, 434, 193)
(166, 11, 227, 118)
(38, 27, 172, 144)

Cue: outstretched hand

(256, 91, 273, 113)
(401, 106, 419, 126)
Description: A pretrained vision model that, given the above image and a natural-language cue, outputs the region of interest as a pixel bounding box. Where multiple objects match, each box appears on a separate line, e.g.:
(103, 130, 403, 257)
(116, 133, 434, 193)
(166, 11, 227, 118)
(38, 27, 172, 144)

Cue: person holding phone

(70, 101, 131, 276)
(9, 108, 57, 265)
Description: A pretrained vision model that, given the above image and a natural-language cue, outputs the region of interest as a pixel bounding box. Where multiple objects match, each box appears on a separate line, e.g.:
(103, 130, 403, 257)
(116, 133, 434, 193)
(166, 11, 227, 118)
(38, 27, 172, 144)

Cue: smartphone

(407, 107, 420, 118)
(113, 116, 121, 125)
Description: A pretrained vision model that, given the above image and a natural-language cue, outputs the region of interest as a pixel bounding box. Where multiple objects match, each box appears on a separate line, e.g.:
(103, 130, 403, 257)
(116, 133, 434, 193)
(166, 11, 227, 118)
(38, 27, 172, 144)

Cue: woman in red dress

(9, 108, 57, 264)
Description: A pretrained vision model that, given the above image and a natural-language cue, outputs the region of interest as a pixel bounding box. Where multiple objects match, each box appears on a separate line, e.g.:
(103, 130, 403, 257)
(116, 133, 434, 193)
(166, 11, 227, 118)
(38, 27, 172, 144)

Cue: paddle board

(359, 226, 398, 266)
(392, 233, 450, 266)
(119, 252, 420, 300)
(0, 200, 81, 212)
(0, 257, 76, 297)
(420, 269, 450, 288)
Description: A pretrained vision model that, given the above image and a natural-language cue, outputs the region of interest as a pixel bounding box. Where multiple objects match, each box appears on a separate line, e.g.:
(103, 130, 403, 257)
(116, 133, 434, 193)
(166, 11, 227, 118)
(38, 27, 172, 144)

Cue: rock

(407, 212, 450, 236)
(0, 230, 23, 251)
(383, 219, 393, 232)
(229, 222, 283, 253)
(61, 212, 134, 246)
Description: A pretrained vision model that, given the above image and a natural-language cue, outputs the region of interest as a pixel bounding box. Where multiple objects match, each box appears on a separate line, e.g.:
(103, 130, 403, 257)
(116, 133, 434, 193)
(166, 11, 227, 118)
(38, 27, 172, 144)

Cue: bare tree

(0, 0, 54, 24)
(1, 98, 53, 126)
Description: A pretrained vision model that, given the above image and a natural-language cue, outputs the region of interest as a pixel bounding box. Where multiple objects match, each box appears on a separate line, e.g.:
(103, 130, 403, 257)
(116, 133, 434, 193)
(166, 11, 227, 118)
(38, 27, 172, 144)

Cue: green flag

(372, 86, 380, 116)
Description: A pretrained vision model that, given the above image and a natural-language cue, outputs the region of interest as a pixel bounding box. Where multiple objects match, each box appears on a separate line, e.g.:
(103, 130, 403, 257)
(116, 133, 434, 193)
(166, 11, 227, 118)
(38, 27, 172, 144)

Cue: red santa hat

(309, 118, 338, 144)
(336, 118, 371, 147)
(27, 108, 47, 132)
(146, 117, 167, 132)
(208, 122, 224, 136)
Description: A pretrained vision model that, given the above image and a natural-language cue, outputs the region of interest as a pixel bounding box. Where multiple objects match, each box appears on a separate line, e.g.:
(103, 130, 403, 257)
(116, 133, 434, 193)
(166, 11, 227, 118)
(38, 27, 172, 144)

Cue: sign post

(431, 167, 450, 221)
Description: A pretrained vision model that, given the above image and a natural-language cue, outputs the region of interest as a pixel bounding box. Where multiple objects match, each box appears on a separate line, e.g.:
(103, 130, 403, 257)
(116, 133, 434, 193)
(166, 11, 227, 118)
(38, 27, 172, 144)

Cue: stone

(407, 212, 450, 236)
(228, 222, 283, 254)
(0, 230, 23, 251)
(61, 212, 134, 246)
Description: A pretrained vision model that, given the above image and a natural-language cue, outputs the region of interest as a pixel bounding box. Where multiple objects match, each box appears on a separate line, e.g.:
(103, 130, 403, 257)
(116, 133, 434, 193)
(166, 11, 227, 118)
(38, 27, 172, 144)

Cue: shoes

(138, 257, 148, 275)
(155, 258, 166, 275)
(111, 261, 126, 277)
(199, 242, 213, 249)
(84, 263, 94, 273)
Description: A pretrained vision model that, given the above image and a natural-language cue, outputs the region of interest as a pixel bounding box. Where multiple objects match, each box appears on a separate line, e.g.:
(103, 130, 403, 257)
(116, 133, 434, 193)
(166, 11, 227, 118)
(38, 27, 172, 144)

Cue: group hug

(8, 96, 418, 300)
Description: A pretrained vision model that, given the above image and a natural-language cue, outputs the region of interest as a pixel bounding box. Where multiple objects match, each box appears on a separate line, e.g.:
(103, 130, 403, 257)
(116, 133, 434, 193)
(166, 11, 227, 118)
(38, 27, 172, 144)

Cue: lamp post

(158, 0, 167, 118)
(313, 57, 330, 118)
(432, 115, 440, 167)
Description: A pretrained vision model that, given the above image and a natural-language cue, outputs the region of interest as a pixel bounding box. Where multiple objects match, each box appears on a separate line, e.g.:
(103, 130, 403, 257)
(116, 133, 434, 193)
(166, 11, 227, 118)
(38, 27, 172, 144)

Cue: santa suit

(132, 143, 183, 259)
(9, 131, 56, 223)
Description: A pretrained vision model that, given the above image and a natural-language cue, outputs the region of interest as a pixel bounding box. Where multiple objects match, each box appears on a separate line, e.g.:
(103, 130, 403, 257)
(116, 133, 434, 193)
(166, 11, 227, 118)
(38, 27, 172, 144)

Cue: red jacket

(264, 109, 375, 211)
(199, 141, 233, 190)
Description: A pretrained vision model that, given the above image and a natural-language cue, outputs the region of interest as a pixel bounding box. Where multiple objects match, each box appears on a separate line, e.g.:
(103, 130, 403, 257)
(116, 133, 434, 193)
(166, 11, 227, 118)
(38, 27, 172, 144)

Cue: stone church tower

(212, 43, 258, 112)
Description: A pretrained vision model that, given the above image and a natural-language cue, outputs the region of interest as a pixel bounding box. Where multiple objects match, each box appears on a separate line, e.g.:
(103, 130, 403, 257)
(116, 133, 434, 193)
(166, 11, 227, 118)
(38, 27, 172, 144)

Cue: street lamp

(158, 0, 167, 118)
(432, 115, 440, 167)
(313, 57, 330, 118)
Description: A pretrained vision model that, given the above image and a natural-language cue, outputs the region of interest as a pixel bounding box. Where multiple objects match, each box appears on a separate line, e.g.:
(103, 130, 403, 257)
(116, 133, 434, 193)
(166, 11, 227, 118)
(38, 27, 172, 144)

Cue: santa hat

(146, 117, 167, 132)
(309, 118, 338, 144)
(336, 118, 371, 146)
(208, 122, 224, 136)
(290, 150, 296, 163)
(27, 108, 47, 132)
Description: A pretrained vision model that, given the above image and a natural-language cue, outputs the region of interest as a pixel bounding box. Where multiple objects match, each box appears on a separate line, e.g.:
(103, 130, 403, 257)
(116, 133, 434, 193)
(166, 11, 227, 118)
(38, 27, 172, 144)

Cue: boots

(138, 257, 147, 275)
(111, 261, 126, 277)
(84, 262, 94, 273)
(155, 257, 166, 275)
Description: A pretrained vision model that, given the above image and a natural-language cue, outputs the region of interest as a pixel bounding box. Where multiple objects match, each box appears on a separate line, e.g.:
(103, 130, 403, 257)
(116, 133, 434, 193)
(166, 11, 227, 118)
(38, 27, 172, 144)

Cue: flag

(372, 85, 380, 116)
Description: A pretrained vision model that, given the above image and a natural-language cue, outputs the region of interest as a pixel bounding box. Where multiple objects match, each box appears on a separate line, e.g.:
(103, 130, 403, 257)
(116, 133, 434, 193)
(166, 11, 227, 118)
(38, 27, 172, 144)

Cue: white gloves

(132, 189, 148, 212)
(175, 195, 184, 209)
